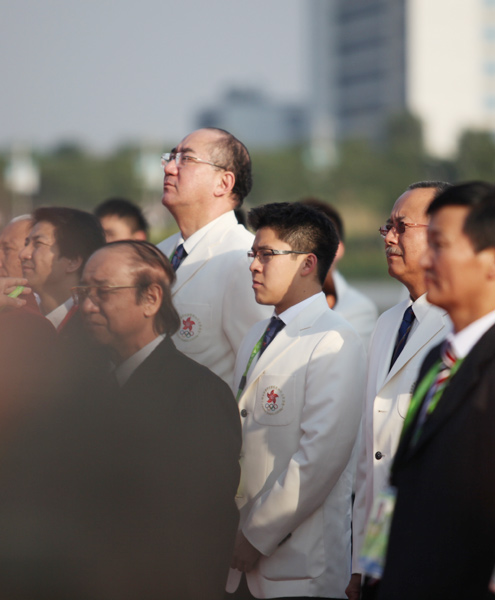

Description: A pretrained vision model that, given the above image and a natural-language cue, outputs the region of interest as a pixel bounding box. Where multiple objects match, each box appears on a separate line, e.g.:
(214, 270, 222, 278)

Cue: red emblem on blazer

(178, 313, 202, 342)
(261, 386, 285, 415)
(182, 317, 195, 331)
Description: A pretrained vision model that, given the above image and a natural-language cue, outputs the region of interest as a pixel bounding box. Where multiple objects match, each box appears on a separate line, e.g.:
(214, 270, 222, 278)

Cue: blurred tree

(454, 130, 495, 181)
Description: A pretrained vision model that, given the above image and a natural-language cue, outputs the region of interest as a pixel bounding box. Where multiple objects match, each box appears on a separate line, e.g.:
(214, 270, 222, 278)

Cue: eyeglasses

(379, 221, 428, 238)
(71, 285, 139, 306)
(248, 249, 311, 264)
(161, 152, 226, 170)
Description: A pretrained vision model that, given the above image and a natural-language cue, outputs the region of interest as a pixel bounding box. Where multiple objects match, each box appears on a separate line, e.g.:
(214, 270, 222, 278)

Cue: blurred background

(2, 0, 494, 308)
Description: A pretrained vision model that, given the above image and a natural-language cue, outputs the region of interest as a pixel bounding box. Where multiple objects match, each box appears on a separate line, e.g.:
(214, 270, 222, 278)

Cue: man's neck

(173, 205, 233, 240)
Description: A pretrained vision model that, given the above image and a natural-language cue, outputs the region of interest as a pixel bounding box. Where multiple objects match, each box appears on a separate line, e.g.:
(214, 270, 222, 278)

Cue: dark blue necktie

(390, 305, 415, 369)
(171, 243, 187, 271)
(259, 316, 285, 357)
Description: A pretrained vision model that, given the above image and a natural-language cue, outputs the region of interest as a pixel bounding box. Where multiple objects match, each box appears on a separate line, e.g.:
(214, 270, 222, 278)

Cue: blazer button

(240, 409, 248, 418)
(375, 451, 383, 460)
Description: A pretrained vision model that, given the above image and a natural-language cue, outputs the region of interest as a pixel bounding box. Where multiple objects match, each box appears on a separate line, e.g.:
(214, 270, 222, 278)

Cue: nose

(249, 256, 262, 273)
(384, 226, 399, 245)
(164, 158, 178, 176)
(80, 294, 99, 314)
(19, 243, 31, 261)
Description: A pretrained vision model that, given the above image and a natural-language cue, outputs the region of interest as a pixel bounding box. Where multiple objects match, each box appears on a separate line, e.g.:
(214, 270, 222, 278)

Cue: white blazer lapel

(243, 296, 327, 393)
(384, 306, 448, 384)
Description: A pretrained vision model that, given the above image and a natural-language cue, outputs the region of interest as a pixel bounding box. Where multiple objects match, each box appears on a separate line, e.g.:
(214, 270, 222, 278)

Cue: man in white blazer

(158, 128, 270, 386)
(226, 203, 366, 599)
(347, 181, 452, 600)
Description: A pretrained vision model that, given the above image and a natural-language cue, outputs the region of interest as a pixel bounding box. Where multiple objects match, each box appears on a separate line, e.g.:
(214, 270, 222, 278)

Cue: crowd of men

(0, 127, 495, 600)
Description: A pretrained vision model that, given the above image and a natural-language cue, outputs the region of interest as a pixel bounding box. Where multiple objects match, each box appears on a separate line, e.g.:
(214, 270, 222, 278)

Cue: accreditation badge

(359, 485, 397, 579)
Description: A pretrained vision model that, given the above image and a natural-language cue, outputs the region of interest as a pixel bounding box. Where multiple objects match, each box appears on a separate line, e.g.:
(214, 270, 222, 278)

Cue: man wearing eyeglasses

(226, 203, 366, 599)
(157, 128, 270, 387)
(74, 240, 241, 599)
(347, 181, 452, 600)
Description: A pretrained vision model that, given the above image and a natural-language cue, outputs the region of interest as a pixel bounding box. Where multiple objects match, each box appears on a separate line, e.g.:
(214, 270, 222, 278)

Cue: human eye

(181, 155, 196, 163)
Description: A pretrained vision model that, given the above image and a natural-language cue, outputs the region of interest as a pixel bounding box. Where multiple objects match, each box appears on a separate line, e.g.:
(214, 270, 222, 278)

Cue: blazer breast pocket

(253, 375, 296, 426)
(173, 303, 212, 354)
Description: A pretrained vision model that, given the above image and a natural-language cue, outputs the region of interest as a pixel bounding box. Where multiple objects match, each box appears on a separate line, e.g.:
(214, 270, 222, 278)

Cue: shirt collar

(275, 292, 324, 326)
(181, 211, 235, 255)
(449, 310, 495, 359)
(114, 334, 166, 387)
(45, 297, 74, 329)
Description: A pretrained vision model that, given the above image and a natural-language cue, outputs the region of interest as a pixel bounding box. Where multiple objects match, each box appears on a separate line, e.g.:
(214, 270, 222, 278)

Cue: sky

(1, 0, 307, 153)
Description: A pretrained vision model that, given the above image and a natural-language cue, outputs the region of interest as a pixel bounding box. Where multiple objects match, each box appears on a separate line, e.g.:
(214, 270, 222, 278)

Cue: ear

(484, 248, 495, 280)
(141, 283, 163, 318)
(132, 230, 148, 241)
(334, 240, 345, 265)
(66, 256, 83, 275)
(213, 170, 236, 199)
(300, 253, 318, 278)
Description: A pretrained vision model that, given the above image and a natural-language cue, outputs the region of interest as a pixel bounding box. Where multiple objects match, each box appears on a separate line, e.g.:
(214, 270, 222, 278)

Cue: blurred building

(196, 88, 309, 149)
(309, 0, 495, 158)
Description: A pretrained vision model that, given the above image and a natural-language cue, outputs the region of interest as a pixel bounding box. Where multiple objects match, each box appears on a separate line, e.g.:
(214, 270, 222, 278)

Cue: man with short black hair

(19, 207, 106, 379)
(158, 128, 270, 386)
(95, 197, 149, 242)
(378, 181, 495, 599)
(227, 202, 366, 599)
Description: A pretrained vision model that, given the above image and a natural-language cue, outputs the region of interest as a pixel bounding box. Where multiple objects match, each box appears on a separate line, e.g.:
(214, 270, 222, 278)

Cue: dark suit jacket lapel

(396, 324, 495, 467)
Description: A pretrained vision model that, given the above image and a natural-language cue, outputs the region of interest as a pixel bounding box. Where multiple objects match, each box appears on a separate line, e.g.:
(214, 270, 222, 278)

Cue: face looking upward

(384, 187, 436, 299)
(161, 129, 230, 214)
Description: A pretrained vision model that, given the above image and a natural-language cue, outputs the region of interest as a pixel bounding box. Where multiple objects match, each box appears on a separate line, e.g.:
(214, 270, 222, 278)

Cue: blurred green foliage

(1, 112, 495, 279)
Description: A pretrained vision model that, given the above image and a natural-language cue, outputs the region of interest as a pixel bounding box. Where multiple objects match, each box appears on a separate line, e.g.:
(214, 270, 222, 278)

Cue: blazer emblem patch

(261, 386, 285, 415)
(178, 313, 202, 341)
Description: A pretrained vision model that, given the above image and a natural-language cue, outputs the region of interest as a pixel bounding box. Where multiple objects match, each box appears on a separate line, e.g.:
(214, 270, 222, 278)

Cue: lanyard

(235, 330, 266, 402)
(401, 356, 464, 441)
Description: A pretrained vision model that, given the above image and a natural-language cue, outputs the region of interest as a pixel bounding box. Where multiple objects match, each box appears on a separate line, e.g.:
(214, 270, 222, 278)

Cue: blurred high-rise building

(309, 0, 495, 158)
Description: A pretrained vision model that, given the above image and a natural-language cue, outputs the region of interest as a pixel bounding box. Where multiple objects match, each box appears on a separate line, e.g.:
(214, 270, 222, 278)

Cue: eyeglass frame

(161, 152, 226, 170)
(378, 220, 428, 239)
(248, 249, 312, 264)
(71, 285, 140, 306)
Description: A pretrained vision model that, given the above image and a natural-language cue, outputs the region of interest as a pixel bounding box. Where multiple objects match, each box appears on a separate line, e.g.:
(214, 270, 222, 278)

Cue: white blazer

(227, 294, 366, 598)
(157, 212, 270, 387)
(352, 293, 451, 571)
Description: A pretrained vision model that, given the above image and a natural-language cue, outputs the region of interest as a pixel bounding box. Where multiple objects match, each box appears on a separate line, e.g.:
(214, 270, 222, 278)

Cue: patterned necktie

(170, 243, 187, 271)
(259, 316, 285, 357)
(415, 340, 457, 431)
(389, 305, 416, 369)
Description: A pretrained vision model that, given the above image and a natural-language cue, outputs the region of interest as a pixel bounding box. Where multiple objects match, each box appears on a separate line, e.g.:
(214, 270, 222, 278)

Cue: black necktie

(390, 305, 415, 369)
(259, 316, 285, 357)
(170, 243, 187, 271)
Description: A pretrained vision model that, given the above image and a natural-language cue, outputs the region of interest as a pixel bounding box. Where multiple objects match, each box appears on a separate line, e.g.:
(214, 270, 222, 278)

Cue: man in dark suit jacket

(378, 182, 495, 600)
(77, 240, 240, 599)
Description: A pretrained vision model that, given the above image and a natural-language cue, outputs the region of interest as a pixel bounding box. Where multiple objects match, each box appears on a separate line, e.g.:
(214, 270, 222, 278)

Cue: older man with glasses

(157, 128, 270, 387)
(347, 181, 452, 600)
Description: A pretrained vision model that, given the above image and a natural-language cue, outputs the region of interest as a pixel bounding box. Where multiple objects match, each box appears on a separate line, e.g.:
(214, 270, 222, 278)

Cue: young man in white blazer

(226, 202, 366, 600)
(347, 182, 452, 600)
(158, 128, 270, 387)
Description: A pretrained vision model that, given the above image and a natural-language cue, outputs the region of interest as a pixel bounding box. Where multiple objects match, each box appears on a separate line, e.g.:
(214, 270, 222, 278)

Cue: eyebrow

(174, 146, 194, 154)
